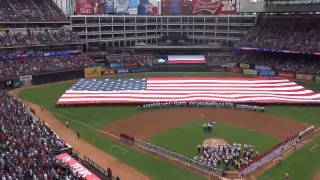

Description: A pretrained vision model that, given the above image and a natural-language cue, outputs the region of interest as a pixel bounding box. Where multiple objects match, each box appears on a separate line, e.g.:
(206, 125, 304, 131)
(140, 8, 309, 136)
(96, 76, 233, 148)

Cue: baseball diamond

(1, 2, 320, 180)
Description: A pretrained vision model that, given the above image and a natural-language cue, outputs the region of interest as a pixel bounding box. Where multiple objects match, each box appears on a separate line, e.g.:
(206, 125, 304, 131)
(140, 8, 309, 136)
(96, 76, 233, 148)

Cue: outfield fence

(133, 138, 224, 178)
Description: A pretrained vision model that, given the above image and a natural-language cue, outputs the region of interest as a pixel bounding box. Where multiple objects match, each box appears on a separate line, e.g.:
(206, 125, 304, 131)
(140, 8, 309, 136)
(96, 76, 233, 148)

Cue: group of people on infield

(138, 102, 265, 112)
(194, 143, 259, 170)
(203, 122, 216, 132)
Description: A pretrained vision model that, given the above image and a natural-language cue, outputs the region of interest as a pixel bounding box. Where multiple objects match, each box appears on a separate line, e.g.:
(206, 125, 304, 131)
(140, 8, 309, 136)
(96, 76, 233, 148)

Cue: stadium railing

(133, 137, 224, 178)
(239, 126, 316, 176)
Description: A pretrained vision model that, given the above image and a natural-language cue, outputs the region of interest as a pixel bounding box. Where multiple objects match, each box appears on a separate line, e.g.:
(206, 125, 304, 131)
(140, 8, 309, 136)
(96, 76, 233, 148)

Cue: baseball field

(16, 72, 320, 180)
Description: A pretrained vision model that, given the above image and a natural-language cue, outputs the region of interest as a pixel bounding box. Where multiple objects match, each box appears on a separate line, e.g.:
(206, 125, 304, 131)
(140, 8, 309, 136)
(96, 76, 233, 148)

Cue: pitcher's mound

(203, 138, 228, 146)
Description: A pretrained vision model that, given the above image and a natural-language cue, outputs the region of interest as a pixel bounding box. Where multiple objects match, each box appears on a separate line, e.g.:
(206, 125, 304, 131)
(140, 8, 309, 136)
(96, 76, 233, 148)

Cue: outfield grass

(258, 135, 320, 180)
(19, 82, 205, 180)
(18, 72, 320, 179)
(150, 121, 278, 158)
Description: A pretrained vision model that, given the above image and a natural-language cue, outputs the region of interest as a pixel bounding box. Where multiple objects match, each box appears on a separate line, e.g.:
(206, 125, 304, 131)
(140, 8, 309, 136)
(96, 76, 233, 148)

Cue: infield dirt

(313, 171, 320, 180)
(102, 108, 308, 141)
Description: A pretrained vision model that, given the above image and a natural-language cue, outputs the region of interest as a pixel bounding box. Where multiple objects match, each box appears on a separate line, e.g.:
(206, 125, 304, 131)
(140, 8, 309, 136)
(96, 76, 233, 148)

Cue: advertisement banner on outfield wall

(130, 67, 149, 73)
(258, 70, 276, 77)
(84, 67, 102, 77)
(315, 76, 320, 82)
(229, 68, 241, 73)
(116, 68, 130, 74)
(255, 65, 272, 71)
(296, 74, 314, 81)
(243, 69, 257, 75)
(102, 69, 115, 75)
(239, 63, 250, 69)
(278, 71, 295, 78)
(221, 62, 237, 68)
(110, 63, 123, 68)
(211, 67, 226, 72)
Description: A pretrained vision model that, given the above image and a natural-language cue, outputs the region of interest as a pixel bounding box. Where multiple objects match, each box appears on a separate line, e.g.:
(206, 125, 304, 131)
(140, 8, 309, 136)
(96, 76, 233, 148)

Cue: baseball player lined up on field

(138, 102, 265, 112)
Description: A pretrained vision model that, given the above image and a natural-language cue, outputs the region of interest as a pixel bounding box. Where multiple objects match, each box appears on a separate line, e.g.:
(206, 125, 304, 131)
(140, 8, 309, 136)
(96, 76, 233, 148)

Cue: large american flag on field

(57, 77, 320, 105)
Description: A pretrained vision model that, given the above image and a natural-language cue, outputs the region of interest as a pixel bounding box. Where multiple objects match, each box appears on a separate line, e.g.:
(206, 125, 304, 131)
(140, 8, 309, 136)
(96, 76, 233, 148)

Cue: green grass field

(18, 72, 320, 180)
(150, 121, 278, 158)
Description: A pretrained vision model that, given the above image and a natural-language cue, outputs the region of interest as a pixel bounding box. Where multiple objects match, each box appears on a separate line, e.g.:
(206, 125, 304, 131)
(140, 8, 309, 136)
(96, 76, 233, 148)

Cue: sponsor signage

(105, 0, 115, 13)
(102, 69, 115, 75)
(129, 0, 138, 14)
(76, 0, 94, 15)
(236, 46, 320, 57)
(56, 153, 100, 180)
(114, 0, 130, 14)
(84, 67, 102, 77)
(226, 62, 237, 68)
(211, 67, 226, 72)
(239, 63, 250, 69)
(243, 69, 257, 75)
(229, 68, 241, 73)
(116, 68, 130, 74)
(138, 0, 158, 15)
(20, 75, 32, 87)
(255, 65, 272, 71)
(192, 0, 236, 15)
(296, 74, 314, 81)
(278, 71, 295, 78)
(258, 70, 276, 77)
(162, 0, 187, 15)
(315, 76, 320, 82)
(130, 67, 149, 73)
(110, 63, 123, 68)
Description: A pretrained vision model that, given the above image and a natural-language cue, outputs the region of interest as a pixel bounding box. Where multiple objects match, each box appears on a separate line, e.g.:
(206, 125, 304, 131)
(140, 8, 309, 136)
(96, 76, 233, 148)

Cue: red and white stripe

(57, 77, 320, 105)
(168, 55, 206, 64)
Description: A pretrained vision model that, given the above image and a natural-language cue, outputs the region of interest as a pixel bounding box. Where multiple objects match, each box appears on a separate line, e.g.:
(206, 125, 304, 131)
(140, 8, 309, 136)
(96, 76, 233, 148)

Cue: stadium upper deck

(0, 0, 66, 23)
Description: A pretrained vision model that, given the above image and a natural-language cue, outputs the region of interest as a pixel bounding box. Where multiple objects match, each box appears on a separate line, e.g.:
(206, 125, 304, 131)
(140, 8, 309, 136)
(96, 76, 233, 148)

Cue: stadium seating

(0, 29, 82, 48)
(0, 91, 84, 179)
(0, 55, 96, 81)
(239, 14, 320, 53)
(207, 53, 320, 75)
(0, 0, 66, 22)
(107, 54, 154, 68)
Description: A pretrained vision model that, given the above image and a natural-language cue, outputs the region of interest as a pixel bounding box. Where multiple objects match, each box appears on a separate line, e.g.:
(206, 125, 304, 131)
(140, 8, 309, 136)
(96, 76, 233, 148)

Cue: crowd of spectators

(0, 54, 96, 80)
(0, 91, 84, 179)
(206, 53, 240, 67)
(239, 14, 320, 53)
(206, 53, 320, 75)
(194, 143, 259, 170)
(0, 29, 82, 48)
(0, 0, 65, 22)
(107, 54, 153, 68)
